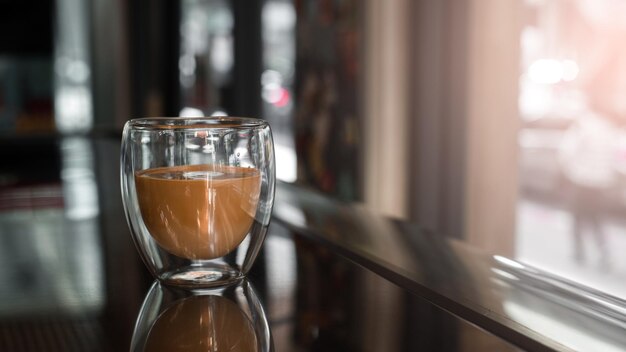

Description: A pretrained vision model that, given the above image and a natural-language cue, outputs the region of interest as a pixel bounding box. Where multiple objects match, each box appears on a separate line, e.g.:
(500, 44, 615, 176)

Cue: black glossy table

(1, 134, 623, 351)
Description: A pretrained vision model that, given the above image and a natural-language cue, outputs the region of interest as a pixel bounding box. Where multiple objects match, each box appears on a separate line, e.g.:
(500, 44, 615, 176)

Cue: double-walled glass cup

(121, 117, 275, 287)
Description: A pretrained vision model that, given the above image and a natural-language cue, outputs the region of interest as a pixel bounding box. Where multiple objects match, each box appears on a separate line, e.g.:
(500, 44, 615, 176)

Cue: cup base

(159, 266, 244, 288)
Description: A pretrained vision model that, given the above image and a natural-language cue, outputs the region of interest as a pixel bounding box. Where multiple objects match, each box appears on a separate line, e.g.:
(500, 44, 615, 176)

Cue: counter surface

(0, 135, 623, 351)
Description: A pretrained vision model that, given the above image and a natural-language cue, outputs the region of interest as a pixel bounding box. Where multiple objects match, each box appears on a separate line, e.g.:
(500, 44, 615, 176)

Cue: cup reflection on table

(131, 279, 273, 352)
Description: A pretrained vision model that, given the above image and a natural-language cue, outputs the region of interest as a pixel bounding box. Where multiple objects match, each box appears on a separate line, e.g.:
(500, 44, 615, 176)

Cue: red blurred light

(274, 88, 290, 108)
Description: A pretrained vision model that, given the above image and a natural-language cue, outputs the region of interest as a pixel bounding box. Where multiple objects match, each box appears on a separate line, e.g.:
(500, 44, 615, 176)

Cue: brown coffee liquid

(145, 295, 258, 352)
(135, 164, 261, 260)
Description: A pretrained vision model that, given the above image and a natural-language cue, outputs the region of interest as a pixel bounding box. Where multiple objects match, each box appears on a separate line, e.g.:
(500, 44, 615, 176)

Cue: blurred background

(1, 0, 626, 333)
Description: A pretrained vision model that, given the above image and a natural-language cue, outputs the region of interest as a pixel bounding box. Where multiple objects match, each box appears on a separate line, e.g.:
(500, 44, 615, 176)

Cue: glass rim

(125, 117, 269, 130)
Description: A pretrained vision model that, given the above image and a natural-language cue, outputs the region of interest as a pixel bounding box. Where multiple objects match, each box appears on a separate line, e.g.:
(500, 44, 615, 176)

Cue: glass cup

(130, 279, 273, 352)
(121, 117, 275, 287)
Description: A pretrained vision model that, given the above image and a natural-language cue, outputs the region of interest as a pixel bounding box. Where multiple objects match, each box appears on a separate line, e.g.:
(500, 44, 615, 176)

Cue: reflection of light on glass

(505, 301, 624, 352)
(211, 110, 228, 117)
(494, 255, 526, 269)
(491, 268, 519, 281)
(179, 106, 204, 117)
